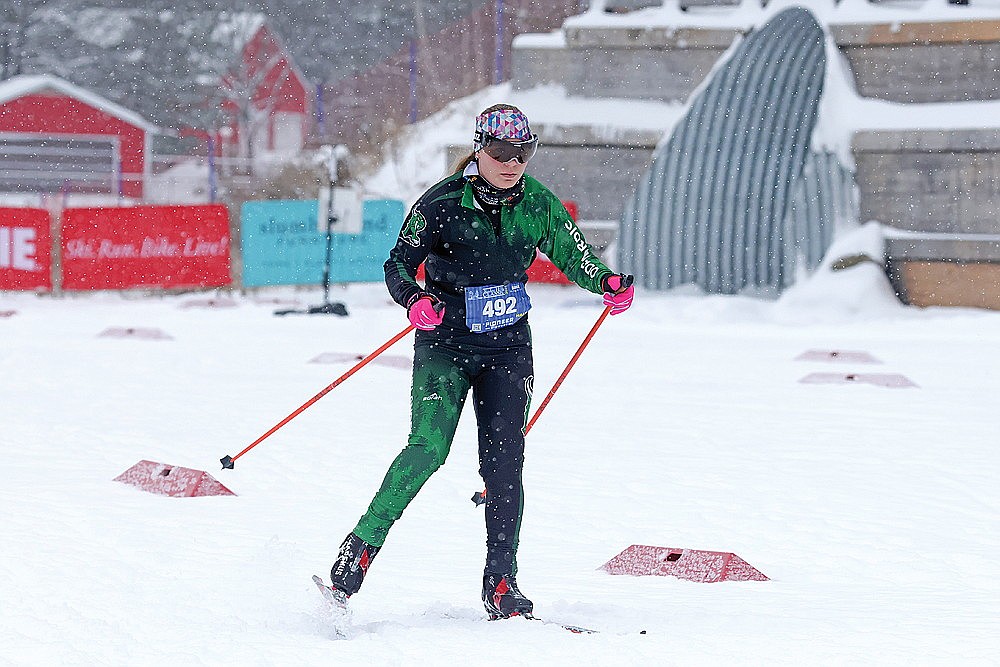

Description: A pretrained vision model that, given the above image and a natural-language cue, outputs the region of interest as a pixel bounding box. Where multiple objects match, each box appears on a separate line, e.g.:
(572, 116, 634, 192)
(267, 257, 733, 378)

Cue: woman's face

(475, 148, 527, 189)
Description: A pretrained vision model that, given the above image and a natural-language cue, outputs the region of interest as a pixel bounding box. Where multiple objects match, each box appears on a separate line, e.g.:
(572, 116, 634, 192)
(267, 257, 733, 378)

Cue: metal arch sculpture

(619, 7, 829, 294)
(786, 149, 858, 275)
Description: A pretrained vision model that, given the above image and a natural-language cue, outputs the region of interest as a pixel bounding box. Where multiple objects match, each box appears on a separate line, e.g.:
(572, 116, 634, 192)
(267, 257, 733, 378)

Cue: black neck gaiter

(467, 170, 525, 208)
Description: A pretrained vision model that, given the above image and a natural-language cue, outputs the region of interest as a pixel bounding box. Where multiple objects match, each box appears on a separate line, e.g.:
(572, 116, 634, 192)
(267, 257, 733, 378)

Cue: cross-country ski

(312, 575, 351, 639)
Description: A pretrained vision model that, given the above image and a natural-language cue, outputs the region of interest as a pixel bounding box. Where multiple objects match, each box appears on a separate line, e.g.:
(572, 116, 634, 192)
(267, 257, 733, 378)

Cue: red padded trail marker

(600, 545, 768, 583)
(179, 297, 237, 309)
(98, 326, 173, 340)
(798, 372, 917, 388)
(309, 351, 411, 370)
(794, 349, 881, 364)
(114, 460, 236, 497)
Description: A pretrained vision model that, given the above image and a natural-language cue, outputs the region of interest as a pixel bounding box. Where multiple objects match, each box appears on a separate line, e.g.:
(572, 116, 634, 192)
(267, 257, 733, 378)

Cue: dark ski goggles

(479, 134, 538, 164)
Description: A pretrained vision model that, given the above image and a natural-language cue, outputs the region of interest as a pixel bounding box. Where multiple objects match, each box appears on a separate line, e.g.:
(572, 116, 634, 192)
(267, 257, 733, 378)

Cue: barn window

(0, 135, 120, 195)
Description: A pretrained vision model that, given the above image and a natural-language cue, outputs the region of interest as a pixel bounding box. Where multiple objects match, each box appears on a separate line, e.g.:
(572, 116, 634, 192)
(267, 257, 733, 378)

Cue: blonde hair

(452, 151, 476, 174)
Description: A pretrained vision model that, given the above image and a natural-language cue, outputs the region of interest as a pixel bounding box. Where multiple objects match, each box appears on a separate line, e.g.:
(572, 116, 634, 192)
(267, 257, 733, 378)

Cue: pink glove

(408, 295, 445, 330)
(603, 274, 634, 316)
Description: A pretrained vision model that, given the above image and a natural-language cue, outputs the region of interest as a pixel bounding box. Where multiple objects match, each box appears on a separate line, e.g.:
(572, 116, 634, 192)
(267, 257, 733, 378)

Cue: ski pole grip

(471, 490, 487, 506)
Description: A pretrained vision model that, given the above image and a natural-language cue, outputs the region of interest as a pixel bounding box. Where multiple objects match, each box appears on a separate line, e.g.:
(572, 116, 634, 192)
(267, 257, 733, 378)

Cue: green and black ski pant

(353, 321, 533, 576)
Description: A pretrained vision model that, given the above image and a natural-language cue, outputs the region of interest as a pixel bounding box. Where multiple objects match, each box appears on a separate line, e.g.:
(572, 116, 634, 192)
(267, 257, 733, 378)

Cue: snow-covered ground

(2, 241, 998, 663)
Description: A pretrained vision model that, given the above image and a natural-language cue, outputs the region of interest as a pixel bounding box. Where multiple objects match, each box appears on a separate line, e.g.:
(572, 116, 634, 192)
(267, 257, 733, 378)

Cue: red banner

(0, 208, 52, 291)
(61, 205, 231, 290)
(525, 200, 576, 285)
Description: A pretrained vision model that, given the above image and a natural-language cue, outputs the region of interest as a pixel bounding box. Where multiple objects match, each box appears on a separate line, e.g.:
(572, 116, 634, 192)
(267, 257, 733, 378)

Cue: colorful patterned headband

(474, 107, 534, 151)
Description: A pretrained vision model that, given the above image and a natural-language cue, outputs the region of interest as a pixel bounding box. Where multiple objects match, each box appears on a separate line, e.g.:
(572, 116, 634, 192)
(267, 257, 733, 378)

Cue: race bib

(465, 283, 531, 333)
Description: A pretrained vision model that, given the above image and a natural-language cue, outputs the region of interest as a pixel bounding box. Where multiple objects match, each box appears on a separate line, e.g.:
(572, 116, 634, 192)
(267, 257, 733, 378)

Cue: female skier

(328, 104, 634, 619)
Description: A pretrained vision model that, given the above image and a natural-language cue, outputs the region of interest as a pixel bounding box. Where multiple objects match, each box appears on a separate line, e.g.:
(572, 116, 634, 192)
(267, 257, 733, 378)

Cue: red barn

(0, 75, 157, 200)
(219, 20, 312, 165)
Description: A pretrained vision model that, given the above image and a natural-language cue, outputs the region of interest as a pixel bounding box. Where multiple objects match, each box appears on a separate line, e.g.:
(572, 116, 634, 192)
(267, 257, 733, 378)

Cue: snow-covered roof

(0, 74, 159, 133)
(210, 11, 267, 51)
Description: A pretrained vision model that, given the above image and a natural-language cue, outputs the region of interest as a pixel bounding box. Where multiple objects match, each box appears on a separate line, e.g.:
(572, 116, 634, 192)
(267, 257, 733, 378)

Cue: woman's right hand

(408, 295, 445, 330)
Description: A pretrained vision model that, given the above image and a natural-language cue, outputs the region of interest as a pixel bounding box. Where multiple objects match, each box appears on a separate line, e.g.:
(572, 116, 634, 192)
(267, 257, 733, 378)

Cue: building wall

(527, 125, 661, 224)
(831, 20, 1000, 103)
(856, 127, 1000, 309)
(854, 129, 1000, 236)
(513, 26, 741, 102)
(832, 18, 1000, 308)
(0, 92, 146, 198)
(510, 25, 741, 227)
(448, 125, 660, 231)
(244, 26, 309, 115)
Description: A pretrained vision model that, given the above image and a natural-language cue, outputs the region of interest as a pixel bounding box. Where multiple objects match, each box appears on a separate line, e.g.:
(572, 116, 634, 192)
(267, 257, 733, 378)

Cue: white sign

(317, 187, 363, 235)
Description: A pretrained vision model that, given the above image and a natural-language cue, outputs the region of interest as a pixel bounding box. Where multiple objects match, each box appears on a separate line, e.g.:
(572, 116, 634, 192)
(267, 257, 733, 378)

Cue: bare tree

(212, 15, 293, 169)
(0, 3, 50, 80)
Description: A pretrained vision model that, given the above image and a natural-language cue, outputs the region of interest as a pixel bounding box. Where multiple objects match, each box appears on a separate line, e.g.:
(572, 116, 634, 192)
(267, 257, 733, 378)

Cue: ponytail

(452, 151, 476, 174)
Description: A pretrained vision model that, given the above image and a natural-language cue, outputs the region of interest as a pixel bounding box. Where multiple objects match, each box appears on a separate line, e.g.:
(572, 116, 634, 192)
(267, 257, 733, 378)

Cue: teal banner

(240, 199, 404, 287)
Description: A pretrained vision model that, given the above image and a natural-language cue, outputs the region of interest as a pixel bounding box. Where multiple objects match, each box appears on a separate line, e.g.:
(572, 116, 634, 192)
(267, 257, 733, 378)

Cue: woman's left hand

(603, 274, 634, 315)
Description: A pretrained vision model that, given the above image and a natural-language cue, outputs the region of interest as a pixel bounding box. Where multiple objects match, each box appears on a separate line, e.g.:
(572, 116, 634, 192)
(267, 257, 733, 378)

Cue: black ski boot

(330, 532, 380, 596)
(483, 573, 533, 619)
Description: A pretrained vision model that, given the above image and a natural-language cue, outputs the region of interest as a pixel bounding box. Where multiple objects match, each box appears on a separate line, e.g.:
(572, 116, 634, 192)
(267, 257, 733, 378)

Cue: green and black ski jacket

(384, 172, 614, 333)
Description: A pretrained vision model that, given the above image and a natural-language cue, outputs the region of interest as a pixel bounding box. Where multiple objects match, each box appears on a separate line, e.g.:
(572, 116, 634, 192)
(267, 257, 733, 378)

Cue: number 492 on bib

(464, 282, 531, 333)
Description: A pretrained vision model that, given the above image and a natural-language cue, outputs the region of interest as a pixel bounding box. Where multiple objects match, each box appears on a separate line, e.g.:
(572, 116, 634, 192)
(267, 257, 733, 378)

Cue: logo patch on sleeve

(402, 209, 428, 247)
